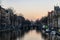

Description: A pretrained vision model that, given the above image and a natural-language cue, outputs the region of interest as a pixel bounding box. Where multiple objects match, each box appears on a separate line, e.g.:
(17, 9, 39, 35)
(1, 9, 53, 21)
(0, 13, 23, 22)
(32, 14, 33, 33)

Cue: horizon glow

(2, 0, 60, 20)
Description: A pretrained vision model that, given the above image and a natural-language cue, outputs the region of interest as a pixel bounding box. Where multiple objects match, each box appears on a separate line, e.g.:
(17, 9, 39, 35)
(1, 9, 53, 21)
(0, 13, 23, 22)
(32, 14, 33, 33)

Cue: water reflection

(17, 30, 44, 40)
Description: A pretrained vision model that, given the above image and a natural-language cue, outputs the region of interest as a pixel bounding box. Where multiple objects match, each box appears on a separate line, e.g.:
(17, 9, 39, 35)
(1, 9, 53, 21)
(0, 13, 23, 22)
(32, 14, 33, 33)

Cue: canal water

(16, 30, 44, 40)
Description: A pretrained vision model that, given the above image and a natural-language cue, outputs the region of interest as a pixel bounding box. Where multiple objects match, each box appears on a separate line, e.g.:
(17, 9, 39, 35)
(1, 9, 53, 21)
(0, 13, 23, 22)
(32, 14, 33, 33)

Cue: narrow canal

(16, 30, 45, 40)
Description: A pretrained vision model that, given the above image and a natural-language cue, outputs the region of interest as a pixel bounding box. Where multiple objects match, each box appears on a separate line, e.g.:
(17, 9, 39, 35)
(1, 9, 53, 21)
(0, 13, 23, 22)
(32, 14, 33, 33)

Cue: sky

(1, 0, 60, 20)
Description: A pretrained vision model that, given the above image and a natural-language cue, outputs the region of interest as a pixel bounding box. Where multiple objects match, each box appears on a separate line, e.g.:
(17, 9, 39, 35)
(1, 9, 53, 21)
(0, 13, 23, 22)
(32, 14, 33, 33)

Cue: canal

(16, 30, 45, 40)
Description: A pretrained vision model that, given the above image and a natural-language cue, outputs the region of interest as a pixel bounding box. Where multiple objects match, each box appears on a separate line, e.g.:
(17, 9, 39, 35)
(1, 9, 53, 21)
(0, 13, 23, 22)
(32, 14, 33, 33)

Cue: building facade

(48, 6, 60, 28)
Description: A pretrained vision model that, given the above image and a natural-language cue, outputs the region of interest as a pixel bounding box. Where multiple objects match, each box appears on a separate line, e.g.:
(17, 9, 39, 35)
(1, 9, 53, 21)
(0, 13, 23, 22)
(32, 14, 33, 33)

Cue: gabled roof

(0, 6, 5, 10)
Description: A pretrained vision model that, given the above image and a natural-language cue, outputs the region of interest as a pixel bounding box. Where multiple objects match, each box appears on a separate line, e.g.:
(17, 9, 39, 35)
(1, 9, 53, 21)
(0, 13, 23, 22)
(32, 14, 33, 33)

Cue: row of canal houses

(0, 6, 25, 30)
(0, 5, 35, 40)
(47, 6, 60, 28)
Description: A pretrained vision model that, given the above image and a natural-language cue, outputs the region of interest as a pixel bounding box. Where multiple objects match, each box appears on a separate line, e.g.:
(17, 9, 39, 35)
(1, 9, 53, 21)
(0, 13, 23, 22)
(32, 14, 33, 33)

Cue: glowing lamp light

(45, 25, 48, 29)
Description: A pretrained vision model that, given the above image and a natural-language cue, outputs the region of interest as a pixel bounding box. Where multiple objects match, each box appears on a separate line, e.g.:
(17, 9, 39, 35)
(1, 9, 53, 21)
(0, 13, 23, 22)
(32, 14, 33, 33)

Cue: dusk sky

(2, 0, 60, 20)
